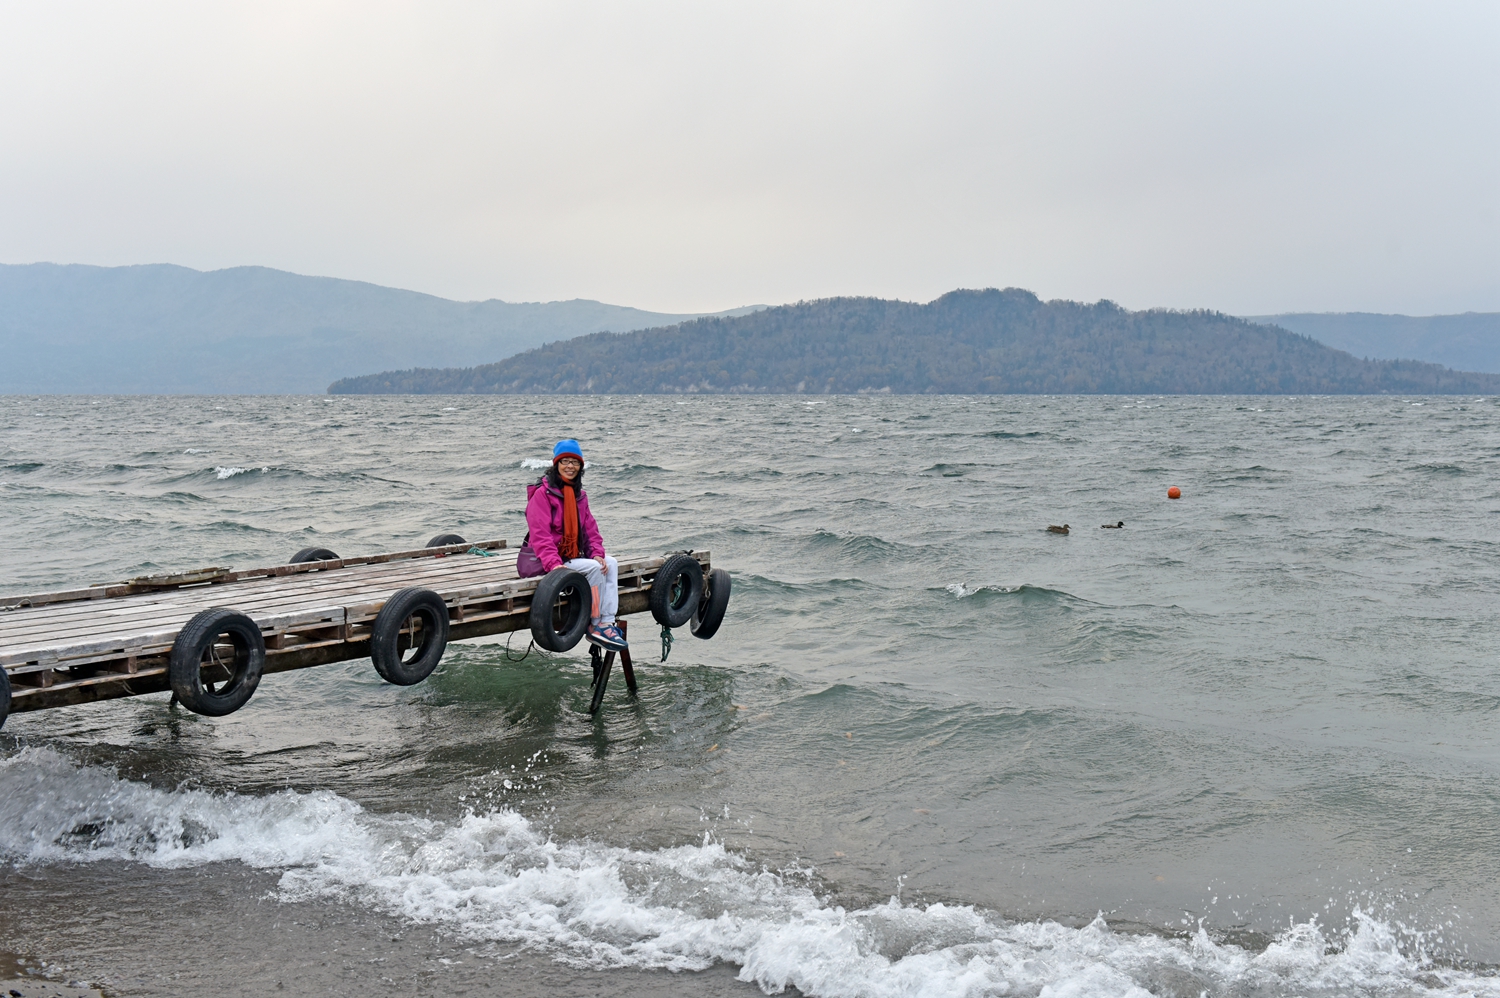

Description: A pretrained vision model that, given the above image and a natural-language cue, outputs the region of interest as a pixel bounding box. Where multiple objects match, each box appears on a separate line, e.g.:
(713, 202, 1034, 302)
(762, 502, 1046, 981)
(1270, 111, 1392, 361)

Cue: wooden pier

(0, 540, 719, 723)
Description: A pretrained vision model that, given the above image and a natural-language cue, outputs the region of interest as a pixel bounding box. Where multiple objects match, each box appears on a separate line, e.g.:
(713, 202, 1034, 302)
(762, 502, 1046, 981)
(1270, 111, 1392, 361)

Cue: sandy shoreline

(0, 979, 102, 998)
(1, 951, 769, 998)
(1, 950, 102, 998)
(1, 863, 799, 998)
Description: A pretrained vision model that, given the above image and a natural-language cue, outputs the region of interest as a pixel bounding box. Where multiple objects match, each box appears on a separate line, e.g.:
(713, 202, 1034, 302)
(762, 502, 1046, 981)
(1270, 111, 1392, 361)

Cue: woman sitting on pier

(519, 439, 627, 651)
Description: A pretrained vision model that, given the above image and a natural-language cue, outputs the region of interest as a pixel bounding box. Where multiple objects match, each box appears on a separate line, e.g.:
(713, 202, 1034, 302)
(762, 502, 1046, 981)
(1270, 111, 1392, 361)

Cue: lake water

(2, 394, 1499, 997)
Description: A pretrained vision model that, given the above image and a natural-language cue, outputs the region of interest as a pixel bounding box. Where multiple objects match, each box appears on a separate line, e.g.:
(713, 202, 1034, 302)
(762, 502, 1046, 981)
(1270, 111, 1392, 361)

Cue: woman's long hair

(545, 464, 585, 492)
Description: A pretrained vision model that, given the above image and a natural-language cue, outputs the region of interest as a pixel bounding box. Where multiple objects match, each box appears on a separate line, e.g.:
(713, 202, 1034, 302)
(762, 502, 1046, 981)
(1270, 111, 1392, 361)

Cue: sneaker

(588, 623, 628, 651)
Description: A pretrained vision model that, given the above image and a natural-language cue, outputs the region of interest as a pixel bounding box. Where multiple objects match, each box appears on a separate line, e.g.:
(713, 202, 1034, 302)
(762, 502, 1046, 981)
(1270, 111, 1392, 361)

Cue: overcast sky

(1, 1, 1496, 314)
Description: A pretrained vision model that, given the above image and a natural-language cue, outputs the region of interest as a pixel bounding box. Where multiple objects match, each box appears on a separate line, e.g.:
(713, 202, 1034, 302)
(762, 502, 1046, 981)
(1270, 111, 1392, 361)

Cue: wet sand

(1, 863, 795, 998)
(0, 978, 103, 998)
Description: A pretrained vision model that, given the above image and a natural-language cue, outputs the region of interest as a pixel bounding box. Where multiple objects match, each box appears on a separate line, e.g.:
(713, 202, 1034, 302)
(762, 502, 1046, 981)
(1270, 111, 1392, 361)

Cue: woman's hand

(595, 556, 607, 569)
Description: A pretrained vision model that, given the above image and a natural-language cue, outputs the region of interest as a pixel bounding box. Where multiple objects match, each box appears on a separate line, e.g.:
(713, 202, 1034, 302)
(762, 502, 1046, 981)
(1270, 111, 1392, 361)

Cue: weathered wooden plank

(0, 602, 348, 665)
(10, 662, 170, 695)
(1, 577, 371, 637)
(200, 560, 524, 608)
(0, 571, 506, 649)
(7, 546, 690, 645)
(180, 553, 520, 606)
(0, 539, 509, 610)
(0, 546, 512, 638)
(0, 553, 507, 626)
(0, 555, 524, 643)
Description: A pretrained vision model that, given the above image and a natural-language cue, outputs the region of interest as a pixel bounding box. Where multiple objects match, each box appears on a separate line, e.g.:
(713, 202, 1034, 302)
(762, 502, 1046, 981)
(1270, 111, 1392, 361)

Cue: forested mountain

(328, 288, 1500, 395)
(0, 263, 758, 394)
(1247, 311, 1500, 374)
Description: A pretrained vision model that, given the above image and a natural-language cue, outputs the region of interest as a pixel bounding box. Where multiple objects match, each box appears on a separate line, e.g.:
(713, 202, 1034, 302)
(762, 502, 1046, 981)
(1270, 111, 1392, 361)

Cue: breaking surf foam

(0, 747, 1493, 997)
(521, 458, 590, 470)
(213, 466, 268, 480)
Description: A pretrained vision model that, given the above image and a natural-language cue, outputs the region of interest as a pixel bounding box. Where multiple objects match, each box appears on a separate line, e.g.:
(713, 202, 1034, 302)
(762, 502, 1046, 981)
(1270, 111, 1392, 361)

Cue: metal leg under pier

(589, 645, 612, 715)
(587, 620, 638, 715)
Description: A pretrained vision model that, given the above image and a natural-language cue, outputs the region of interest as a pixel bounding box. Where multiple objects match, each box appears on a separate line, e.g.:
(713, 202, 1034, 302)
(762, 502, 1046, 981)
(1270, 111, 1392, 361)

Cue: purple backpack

(516, 540, 545, 578)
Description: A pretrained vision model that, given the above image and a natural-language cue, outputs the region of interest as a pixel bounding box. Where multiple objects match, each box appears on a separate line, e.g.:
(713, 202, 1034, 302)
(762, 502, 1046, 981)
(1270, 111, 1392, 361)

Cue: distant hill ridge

(328, 288, 1500, 396)
(0, 263, 759, 394)
(1248, 311, 1500, 374)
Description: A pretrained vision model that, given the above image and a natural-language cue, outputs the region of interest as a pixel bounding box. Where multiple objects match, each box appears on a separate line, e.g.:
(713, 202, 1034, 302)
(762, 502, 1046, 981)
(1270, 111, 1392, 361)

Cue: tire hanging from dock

(168, 608, 266, 716)
(289, 547, 339, 564)
(650, 553, 705, 628)
(690, 567, 731, 639)
(426, 533, 467, 548)
(529, 568, 592, 652)
(371, 587, 450, 685)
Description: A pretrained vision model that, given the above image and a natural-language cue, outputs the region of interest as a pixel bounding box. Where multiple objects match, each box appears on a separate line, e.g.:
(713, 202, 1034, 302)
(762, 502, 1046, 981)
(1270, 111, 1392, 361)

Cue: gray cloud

(1, 0, 1496, 313)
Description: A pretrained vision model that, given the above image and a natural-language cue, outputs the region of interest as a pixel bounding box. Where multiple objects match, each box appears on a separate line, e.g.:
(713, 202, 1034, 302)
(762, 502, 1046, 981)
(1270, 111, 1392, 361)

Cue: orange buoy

(1167, 486, 1181, 499)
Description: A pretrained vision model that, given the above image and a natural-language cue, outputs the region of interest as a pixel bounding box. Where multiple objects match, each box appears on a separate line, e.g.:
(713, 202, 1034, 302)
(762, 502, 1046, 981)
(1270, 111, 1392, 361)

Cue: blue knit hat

(552, 439, 584, 464)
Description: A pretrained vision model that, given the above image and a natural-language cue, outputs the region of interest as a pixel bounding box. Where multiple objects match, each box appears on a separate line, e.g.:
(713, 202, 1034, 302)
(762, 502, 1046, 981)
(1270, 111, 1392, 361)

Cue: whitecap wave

(0, 747, 1492, 998)
(521, 458, 590, 470)
(946, 583, 1021, 598)
(213, 466, 269, 480)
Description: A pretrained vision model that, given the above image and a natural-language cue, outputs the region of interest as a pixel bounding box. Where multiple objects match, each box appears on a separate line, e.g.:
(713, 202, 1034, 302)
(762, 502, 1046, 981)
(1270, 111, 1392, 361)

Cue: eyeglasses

(557, 458, 582, 467)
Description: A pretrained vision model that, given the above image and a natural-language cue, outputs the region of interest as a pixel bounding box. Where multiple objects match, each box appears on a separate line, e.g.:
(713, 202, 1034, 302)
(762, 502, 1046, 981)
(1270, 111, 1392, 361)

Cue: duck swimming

(1101, 521, 1124, 529)
(1047, 524, 1070, 534)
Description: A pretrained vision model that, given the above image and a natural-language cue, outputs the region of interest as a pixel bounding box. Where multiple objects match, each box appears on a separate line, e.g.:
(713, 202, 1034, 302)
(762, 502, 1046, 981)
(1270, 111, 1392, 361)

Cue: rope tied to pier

(661, 624, 673, 663)
(467, 546, 497, 557)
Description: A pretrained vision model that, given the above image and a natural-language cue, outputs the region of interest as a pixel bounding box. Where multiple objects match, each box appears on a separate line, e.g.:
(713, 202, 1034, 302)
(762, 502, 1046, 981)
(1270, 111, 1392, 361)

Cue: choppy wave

(801, 528, 920, 563)
(521, 458, 592, 470)
(213, 466, 269, 480)
(944, 583, 1094, 607)
(924, 462, 980, 477)
(735, 573, 877, 599)
(1, 747, 1493, 998)
(946, 583, 1023, 599)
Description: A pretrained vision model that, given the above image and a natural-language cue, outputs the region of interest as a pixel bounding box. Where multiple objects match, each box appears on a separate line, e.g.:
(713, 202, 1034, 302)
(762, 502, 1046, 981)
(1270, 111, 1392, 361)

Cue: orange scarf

(559, 483, 579, 560)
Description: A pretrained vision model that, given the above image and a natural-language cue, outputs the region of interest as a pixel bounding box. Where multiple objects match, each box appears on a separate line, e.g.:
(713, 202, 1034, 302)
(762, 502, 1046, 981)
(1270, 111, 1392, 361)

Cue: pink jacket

(523, 477, 606, 573)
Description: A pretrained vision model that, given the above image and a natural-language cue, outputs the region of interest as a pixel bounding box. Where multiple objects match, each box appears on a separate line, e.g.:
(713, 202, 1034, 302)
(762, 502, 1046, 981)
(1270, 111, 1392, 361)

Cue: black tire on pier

(690, 568, 732, 640)
(289, 547, 340, 564)
(426, 534, 467, 548)
(650, 553, 705, 629)
(169, 608, 266, 717)
(371, 587, 450, 686)
(529, 568, 592, 652)
(0, 667, 10, 730)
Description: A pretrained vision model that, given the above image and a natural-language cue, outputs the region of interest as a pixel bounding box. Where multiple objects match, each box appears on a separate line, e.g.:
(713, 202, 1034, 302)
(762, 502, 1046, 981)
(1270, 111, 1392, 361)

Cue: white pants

(564, 556, 618, 625)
